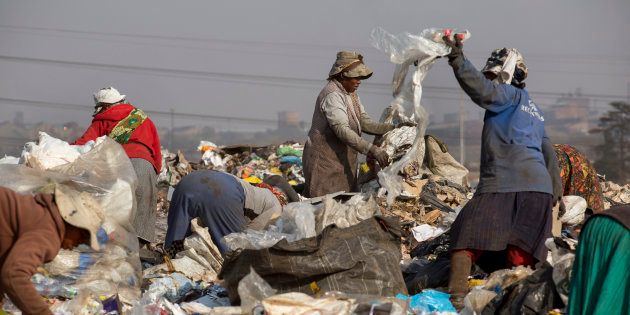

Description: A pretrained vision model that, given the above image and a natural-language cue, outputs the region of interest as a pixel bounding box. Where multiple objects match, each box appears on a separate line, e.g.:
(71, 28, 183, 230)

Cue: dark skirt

(450, 191, 553, 263)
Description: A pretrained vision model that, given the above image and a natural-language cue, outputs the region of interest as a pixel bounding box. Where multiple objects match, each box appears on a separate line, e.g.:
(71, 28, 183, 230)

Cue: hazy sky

(1, 0, 629, 134)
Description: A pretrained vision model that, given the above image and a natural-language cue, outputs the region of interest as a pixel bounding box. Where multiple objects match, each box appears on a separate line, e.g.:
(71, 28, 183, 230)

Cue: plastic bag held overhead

(370, 27, 470, 206)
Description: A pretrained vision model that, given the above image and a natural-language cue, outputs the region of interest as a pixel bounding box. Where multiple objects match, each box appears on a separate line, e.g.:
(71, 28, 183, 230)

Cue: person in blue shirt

(442, 35, 559, 309)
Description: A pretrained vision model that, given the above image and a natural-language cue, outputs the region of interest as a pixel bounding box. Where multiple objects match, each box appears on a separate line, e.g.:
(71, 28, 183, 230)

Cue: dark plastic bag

(482, 263, 564, 315)
(403, 255, 450, 294)
(220, 217, 408, 304)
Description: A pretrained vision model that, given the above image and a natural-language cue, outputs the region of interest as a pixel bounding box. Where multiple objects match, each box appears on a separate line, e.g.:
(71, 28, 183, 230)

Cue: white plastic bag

(370, 27, 470, 206)
(560, 195, 587, 225)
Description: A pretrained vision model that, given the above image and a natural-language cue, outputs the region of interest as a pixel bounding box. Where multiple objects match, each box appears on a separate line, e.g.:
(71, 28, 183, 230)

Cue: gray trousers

(130, 158, 158, 243)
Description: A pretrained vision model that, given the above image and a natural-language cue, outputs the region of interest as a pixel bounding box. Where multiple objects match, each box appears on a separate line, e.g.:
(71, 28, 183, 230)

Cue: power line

(0, 97, 279, 125)
(0, 54, 627, 101)
(1, 24, 629, 65)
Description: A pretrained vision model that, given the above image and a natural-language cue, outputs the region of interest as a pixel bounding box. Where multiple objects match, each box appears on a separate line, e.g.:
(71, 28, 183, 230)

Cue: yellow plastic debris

(243, 176, 263, 184)
(360, 162, 370, 173)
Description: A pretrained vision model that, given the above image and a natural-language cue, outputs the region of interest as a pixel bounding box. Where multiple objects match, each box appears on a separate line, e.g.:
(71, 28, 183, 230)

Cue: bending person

(164, 170, 283, 255)
(442, 37, 555, 309)
(553, 144, 604, 213)
(73, 87, 162, 243)
(0, 187, 101, 315)
(303, 51, 413, 197)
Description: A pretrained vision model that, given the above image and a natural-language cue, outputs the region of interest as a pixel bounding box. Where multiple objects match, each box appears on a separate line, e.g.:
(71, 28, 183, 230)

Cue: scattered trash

(396, 289, 457, 314)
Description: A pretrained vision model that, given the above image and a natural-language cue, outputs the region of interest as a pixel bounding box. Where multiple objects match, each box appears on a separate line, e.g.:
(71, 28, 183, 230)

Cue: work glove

(369, 145, 390, 168)
(442, 30, 465, 62)
(395, 121, 417, 128)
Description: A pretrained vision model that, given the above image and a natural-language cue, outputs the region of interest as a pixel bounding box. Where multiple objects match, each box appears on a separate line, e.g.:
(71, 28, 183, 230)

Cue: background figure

(554, 144, 605, 213)
(164, 170, 282, 255)
(303, 51, 412, 198)
(73, 87, 162, 243)
(567, 205, 629, 315)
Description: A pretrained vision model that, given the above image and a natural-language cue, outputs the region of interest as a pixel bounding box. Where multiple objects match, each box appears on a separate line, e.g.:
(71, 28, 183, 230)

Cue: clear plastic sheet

(0, 135, 142, 312)
(370, 27, 470, 206)
(223, 195, 380, 252)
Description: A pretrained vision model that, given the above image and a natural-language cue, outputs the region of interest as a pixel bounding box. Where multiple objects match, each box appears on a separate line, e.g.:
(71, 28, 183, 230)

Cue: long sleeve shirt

(0, 187, 65, 315)
(449, 55, 552, 194)
(321, 84, 394, 155)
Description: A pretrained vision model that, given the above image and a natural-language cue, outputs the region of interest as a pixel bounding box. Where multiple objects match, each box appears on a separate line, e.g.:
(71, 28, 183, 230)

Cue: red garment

(455, 245, 536, 268)
(73, 104, 162, 173)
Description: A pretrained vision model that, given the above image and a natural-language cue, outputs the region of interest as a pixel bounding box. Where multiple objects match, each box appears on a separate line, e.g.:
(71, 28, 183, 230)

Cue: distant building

(545, 89, 592, 134)
(277, 111, 301, 130)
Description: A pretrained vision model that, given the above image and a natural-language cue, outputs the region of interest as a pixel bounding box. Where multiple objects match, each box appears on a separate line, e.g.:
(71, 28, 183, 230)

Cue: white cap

(94, 87, 126, 104)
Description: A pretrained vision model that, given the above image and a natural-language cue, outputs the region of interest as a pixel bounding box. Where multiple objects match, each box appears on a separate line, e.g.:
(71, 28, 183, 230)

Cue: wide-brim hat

(55, 185, 104, 251)
(328, 51, 373, 80)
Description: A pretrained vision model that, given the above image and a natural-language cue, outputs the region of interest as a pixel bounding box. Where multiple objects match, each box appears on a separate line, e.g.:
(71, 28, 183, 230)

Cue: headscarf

(328, 51, 373, 80)
(482, 48, 528, 88)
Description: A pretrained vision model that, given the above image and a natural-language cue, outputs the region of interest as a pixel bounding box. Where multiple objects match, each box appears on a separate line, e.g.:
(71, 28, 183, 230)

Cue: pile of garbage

(2, 26, 629, 315)
(601, 180, 630, 208)
(158, 141, 304, 189)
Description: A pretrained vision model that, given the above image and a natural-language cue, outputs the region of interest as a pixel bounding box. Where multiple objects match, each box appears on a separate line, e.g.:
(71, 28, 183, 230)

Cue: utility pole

(459, 90, 466, 165)
(169, 108, 174, 151)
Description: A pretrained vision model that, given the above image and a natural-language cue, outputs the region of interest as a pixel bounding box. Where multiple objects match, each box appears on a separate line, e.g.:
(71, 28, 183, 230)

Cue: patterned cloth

(109, 108, 148, 144)
(256, 182, 288, 206)
(481, 48, 528, 88)
(553, 144, 604, 213)
(450, 191, 553, 264)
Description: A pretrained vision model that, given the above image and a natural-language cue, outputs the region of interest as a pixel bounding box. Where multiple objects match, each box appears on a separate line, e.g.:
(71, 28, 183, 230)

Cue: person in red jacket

(74, 87, 162, 243)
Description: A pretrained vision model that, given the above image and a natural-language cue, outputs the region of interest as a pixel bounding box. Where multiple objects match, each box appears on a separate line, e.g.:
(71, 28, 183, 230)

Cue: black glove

(369, 146, 390, 168)
(442, 34, 464, 62)
(395, 121, 417, 128)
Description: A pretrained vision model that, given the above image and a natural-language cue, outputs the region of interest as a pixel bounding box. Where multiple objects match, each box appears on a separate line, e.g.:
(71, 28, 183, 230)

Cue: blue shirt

(450, 56, 552, 194)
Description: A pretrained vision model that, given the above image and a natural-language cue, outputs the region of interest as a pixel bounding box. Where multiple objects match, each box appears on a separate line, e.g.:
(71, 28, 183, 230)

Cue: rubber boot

(448, 251, 472, 311)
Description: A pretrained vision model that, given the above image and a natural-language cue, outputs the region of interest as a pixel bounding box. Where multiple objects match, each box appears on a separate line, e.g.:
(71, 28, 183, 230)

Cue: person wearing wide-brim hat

(0, 186, 102, 314)
(302, 51, 413, 198)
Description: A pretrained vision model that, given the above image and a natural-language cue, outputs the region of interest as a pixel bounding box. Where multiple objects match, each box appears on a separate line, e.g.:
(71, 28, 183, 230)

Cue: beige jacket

(303, 80, 393, 197)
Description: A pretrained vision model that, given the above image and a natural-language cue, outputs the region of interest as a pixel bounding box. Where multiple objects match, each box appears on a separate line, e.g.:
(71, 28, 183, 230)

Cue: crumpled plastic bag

(370, 27, 470, 206)
(545, 238, 574, 305)
(20, 131, 101, 170)
(223, 195, 381, 252)
(396, 290, 457, 314)
(411, 224, 446, 242)
(560, 195, 587, 225)
(461, 288, 497, 315)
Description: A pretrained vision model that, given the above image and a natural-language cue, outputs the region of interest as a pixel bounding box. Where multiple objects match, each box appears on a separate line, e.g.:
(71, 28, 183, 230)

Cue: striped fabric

(449, 191, 553, 263)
